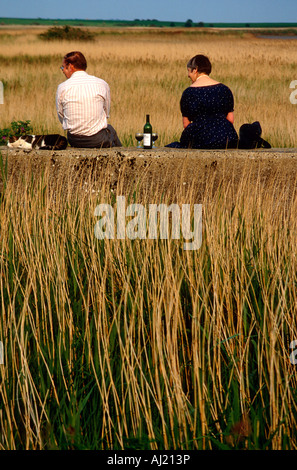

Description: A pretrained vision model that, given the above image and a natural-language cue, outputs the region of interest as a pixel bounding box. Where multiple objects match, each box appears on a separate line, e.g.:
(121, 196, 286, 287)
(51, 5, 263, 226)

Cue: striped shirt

(56, 70, 111, 136)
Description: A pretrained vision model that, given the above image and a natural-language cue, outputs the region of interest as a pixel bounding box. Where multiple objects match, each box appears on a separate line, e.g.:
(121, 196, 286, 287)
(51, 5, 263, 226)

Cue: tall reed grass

(0, 28, 297, 147)
(1, 152, 297, 449)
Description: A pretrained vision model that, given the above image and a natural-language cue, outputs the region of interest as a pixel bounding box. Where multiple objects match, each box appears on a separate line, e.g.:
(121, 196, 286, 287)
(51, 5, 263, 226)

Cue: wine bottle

(143, 114, 152, 149)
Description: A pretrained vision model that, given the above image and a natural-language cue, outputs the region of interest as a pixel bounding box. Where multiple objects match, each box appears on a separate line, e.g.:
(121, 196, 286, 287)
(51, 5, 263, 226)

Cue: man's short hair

(64, 51, 87, 71)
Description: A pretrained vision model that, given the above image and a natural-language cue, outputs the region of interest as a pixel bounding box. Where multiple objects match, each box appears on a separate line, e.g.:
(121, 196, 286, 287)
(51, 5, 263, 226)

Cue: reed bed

(0, 28, 297, 146)
(1, 153, 297, 450)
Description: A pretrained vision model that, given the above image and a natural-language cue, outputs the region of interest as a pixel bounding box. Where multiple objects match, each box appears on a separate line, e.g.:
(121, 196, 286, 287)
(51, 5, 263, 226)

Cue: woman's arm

(183, 116, 191, 128)
(226, 111, 234, 124)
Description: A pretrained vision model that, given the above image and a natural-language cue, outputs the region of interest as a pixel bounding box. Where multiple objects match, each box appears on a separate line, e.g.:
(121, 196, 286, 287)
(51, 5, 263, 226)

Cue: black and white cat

(7, 134, 68, 150)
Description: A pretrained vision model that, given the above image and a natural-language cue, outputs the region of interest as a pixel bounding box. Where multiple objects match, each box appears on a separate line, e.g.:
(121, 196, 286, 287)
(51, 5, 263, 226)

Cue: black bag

(238, 121, 271, 149)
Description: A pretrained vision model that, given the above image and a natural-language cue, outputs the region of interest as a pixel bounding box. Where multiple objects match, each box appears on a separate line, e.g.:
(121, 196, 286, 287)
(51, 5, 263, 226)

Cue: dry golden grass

(1, 155, 297, 449)
(0, 27, 297, 146)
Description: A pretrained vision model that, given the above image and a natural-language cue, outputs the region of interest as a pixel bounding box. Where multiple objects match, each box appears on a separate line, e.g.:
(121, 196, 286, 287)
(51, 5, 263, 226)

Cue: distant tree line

(133, 18, 205, 27)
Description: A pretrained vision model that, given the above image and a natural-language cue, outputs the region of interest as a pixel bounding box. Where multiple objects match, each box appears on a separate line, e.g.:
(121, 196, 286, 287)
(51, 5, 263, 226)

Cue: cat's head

(7, 135, 34, 149)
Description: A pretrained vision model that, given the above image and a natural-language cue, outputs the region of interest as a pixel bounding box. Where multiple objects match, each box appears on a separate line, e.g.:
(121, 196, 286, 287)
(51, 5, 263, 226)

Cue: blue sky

(1, 0, 297, 23)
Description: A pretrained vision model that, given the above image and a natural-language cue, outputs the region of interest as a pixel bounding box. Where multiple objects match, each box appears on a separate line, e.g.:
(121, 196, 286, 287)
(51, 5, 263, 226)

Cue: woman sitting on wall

(166, 54, 238, 149)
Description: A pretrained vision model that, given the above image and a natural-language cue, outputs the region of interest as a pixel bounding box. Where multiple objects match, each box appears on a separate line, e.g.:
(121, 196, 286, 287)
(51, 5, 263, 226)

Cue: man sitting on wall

(56, 51, 122, 148)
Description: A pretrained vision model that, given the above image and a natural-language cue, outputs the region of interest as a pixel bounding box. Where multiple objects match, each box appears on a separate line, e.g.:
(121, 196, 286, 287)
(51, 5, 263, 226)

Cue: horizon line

(1, 17, 297, 25)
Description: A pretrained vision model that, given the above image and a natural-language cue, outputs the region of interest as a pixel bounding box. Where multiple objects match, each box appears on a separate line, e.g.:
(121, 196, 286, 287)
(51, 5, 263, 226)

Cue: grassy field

(1, 150, 297, 450)
(1, 27, 297, 450)
(0, 27, 297, 147)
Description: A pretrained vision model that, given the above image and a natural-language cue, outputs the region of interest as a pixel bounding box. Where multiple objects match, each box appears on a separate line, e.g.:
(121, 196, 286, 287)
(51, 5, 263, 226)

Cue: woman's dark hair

(64, 51, 87, 70)
(187, 54, 212, 75)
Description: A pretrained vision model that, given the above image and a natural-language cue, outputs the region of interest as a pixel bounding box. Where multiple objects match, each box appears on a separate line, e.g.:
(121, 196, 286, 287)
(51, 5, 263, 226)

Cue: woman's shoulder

(193, 83, 233, 96)
(182, 83, 224, 96)
(216, 82, 233, 92)
(184, 83, 226, 91)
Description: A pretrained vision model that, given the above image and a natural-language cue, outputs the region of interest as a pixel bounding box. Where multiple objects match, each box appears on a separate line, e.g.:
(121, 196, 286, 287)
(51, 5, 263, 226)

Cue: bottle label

(143, 133, 152, 147)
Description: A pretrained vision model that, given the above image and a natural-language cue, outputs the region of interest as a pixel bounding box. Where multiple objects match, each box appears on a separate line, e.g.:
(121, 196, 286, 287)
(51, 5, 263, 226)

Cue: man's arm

(55, 85, 64, 124)
(104, 84, 111, 119)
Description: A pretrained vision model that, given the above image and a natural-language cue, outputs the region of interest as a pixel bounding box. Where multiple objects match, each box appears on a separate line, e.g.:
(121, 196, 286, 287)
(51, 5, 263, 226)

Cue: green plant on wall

(0, 120, 33, 144)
